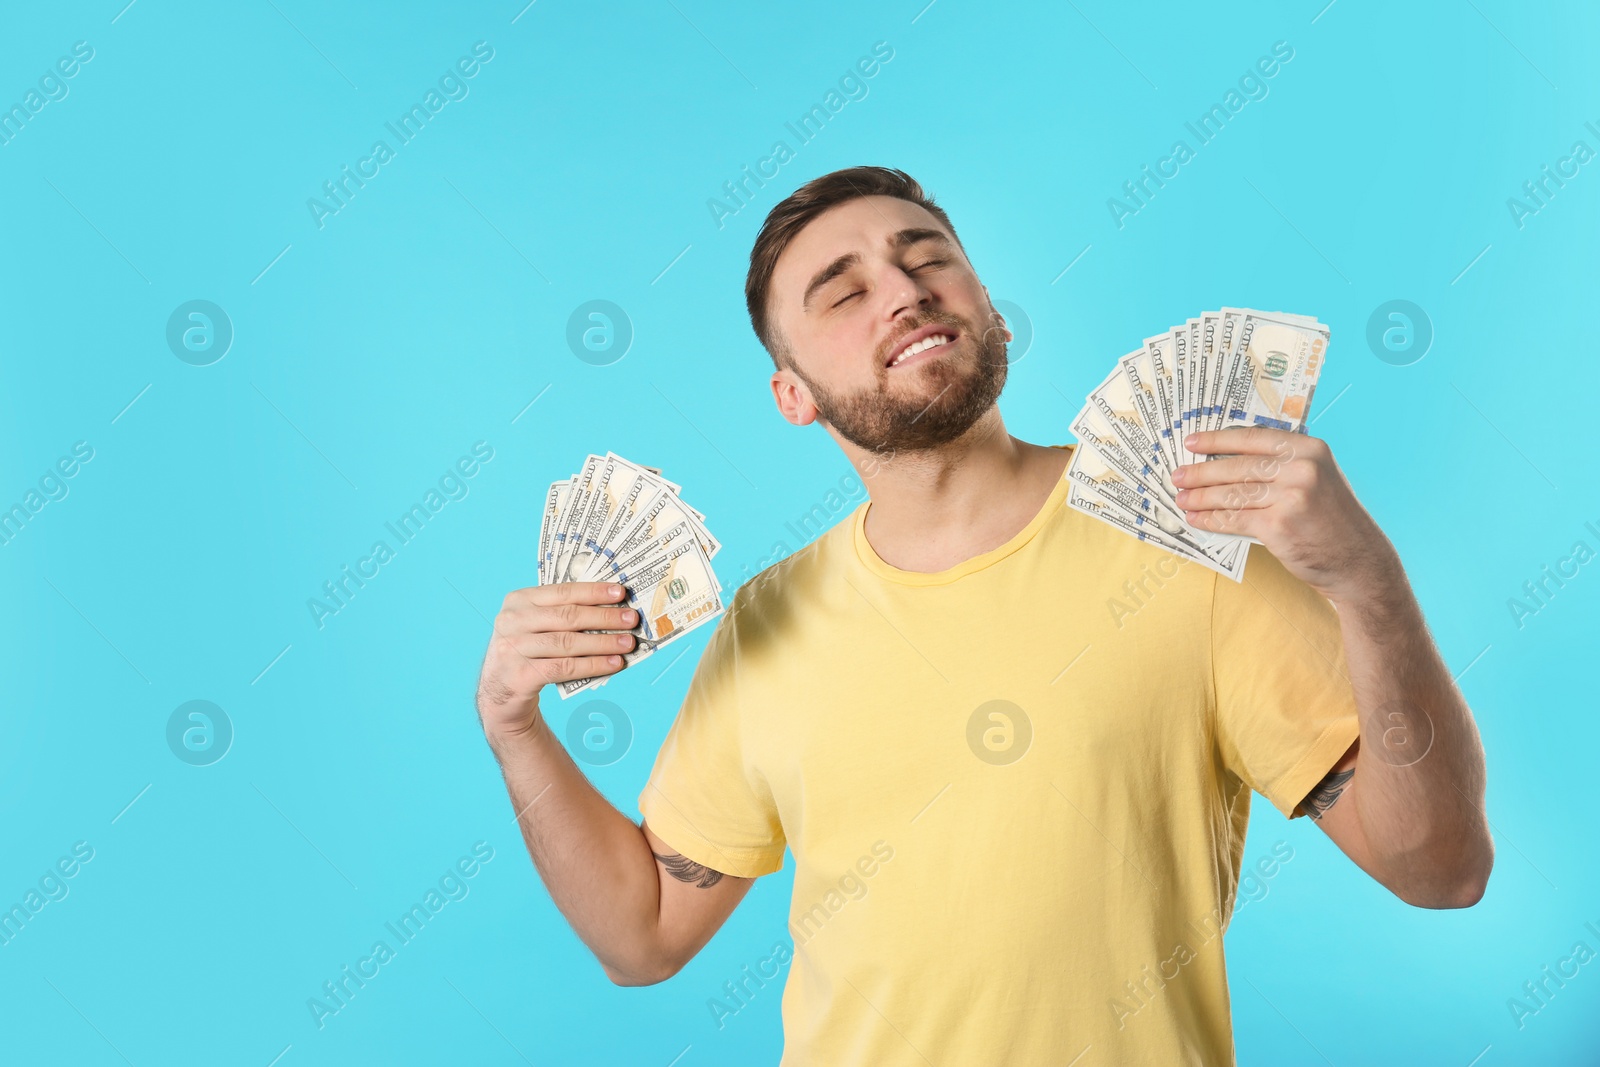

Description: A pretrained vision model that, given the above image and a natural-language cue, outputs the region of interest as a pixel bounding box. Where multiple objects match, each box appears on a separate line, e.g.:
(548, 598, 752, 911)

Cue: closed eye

(831, 260, 947, 308)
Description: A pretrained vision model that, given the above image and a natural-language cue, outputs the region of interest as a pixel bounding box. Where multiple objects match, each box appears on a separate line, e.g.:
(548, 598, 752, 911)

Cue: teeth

(889, 334, 953, 367)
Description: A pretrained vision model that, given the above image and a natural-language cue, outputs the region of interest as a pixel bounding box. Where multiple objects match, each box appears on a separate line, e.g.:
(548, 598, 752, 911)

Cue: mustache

(879, 313, 969, 365)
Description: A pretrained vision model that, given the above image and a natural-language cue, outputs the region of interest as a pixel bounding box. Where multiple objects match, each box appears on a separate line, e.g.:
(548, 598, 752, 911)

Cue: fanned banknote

(1067, 307, 1330, 583)
(538, 453, 724, 698)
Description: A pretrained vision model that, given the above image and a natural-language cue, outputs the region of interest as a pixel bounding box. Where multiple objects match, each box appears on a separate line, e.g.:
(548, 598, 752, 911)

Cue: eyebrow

(800, 227, 953, 311)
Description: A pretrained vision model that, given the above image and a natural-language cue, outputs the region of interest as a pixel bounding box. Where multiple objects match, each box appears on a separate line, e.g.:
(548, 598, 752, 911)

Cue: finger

(1185, 427, 1298, 457)
(490, 621, 633, 673)
(530, 653, 628, 685)
(1175, 482, 1280, 512)
(1172, 454, 1283, 489)
(540, 627, 640, 659)
(523, 581, 630, 609)
(515, 628, 638, 660)
(1185, 506, 1264, 538)
(520, 603, 639, 636)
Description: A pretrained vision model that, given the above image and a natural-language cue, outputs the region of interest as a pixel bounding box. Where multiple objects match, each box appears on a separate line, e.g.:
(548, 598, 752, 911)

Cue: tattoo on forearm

(653, 850, 724, 888)
(1303, 768, 1354, 820)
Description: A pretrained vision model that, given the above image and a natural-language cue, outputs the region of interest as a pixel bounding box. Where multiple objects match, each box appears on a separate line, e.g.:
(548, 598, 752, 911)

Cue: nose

(883, 261, 936, 323)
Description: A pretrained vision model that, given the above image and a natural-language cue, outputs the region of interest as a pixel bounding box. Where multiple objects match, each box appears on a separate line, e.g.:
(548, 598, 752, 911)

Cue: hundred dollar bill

(1174, 318, 1200, 469)
(626, 536, 723, 647)
(1217, 311, 1328, 437)
(1162, 322, 1247, 554)
(1204, 310, 1243, 436)
(546, 474, 580, 581)
(573, 456, 674, 584)
(1187, 308, 1324, 549)
(563, 454, 629, 584)
(1145, 330, 1182, 474)
(589, 468, 655, 567)
(1069, 402, 1190, 534)
(591, 518, 698, 587)
(1159, 326, 1187, 469)
(1087, 358, 1237, 577)
(1069, 401, 1162, 487)
(1068, 402, 1244, 567)
(566, 454, 614, 579)
(538, 480, 570, 587)
(1065, 480, 1247, 581)
(545, 458, 723, 582)
(1088, 361, 1173, 498)
(552, 454, 604, 583)
(1067, 305, 1328, 583)
(1209, 308, 1320, 440)
(539, 452, 724, 694)
(558, 534, 723, 697)
(1187, 312, 1221, 454)
(1063, 432, 1246, 574)
(590, 490, 723, 592)
(598, 455, 721, 566)
(637, 466, 708, 525)
(1065, 480, 1191, 554)
(1065, 433, 1188, 541)
(1118, 346, 1175, 476)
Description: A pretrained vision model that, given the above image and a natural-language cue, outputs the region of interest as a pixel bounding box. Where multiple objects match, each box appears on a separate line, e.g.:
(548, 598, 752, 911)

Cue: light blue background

(2, 1, 1596, 1063)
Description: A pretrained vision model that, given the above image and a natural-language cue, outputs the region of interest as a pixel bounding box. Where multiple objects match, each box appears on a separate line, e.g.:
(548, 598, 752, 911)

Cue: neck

(841, 408, 1067, 572)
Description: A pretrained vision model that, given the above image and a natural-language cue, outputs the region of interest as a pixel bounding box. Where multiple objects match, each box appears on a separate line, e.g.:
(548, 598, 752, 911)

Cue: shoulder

(732, 508, 858, 616)
(687, 516, 855, 687)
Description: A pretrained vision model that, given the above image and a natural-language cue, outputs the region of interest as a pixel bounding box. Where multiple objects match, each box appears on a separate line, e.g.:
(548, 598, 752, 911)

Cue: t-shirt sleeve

(636, 589, 787, 878)
(1211, 543, 1362, 820)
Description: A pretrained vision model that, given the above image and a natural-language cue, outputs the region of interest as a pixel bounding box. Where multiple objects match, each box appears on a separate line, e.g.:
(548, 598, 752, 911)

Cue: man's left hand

(1173, 427, 1401, 605)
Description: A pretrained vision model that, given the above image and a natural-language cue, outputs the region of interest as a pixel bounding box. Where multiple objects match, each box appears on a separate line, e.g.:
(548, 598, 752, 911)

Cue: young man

(475, 166, 1492, 1064)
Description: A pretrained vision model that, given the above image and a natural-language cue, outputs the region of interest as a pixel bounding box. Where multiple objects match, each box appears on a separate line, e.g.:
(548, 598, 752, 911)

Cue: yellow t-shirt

(638, 443, 1361, 1065)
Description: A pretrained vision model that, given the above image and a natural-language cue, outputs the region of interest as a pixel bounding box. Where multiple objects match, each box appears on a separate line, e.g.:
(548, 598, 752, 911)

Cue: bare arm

(478, 581, 754, 984)
(1297, 568, 1493, 908)
(1177, 428, 1493, 909)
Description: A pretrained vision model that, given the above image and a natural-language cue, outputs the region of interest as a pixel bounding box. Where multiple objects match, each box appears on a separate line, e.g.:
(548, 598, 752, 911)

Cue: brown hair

(744, 166, 966, 371)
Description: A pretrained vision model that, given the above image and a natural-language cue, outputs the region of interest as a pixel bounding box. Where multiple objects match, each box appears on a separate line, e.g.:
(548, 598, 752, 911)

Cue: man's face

(767, 195, 1011, 456)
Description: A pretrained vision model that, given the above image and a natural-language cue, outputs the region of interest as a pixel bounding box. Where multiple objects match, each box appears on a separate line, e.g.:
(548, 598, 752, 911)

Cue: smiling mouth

(887, 332, 957, 369)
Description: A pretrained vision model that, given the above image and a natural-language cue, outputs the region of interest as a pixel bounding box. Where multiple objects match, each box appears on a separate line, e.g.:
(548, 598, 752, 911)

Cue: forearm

(1174, 429, 1493, 903)
(1330, 558, 1493, 902)
(486, 715, 666, 983)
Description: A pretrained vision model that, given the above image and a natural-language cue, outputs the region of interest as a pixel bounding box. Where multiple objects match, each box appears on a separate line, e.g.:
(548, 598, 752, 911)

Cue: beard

(795, 307, 1010, 455)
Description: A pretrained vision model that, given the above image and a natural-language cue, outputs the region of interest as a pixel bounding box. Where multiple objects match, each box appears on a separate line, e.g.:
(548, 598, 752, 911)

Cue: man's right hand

(475, 581, 639, 740)
(474, 579, 752, 988)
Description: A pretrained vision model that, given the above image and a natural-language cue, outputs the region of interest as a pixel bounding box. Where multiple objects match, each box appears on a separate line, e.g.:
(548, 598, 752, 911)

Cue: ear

(771, 369, 819, 428)
(983, 292, 1014, 345)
